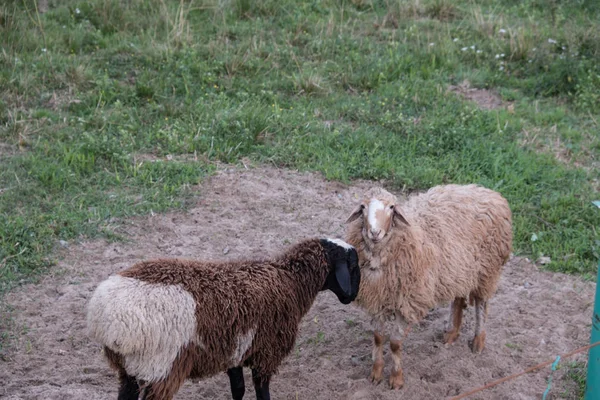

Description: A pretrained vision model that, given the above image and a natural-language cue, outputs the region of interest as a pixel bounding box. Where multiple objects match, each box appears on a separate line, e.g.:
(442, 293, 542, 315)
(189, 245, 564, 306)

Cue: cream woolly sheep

(345, 185, 512, 389)
(86, 238, 360, 400)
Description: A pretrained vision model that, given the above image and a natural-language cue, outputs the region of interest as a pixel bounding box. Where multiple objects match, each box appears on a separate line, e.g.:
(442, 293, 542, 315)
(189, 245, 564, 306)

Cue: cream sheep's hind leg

(389, 319, 411, 390)
(471, 298, 487, 354)
(443, 297, 466, 346)
(369, 319, 385, 384)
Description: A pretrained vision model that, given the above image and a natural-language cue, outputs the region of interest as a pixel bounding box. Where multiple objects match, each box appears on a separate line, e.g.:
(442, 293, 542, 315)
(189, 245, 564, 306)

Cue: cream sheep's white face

(364, 198, 395, 243)
(346, 188, 410, 244)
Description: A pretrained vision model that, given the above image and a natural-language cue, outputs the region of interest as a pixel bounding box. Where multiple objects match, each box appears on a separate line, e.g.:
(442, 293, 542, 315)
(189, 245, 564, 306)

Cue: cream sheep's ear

(346, 204, 364, 223)
(392, 205, 410, 226)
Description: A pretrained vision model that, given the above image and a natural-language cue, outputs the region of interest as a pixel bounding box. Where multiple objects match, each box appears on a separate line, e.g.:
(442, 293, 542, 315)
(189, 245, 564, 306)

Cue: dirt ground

(0, 166, 595, 400)
(448, 80, 506, 111)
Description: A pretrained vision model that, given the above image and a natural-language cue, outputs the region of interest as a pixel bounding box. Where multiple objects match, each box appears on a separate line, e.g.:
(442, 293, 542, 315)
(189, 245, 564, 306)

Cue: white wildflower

(461, 47, 468, 51)
(470, 45, 475, 50)
(75, 8, 80, 14)
(499, 66, 505, 71)
(429, 42, 435, 46)
(528, 59, 532, 63)
(476, 50, 482, 54)
(562, 46, 566, 50)
(500, 53, 505, 57)
(499, 28, 507, 34)
(548, 38, 557, 44)
(495, 54, 500, 59)
(453, 38, 459, 42)
(533, 48, 537, 51)
(42, 48, 47, 53)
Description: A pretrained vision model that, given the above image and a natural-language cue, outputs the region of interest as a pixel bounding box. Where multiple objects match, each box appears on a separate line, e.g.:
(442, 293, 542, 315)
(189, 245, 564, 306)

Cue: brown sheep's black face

(319, 239, 361, 304)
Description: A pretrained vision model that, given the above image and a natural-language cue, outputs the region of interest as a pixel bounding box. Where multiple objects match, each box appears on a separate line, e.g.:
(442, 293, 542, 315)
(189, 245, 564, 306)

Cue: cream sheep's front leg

(370, 318, 385, 384)
(471, 298, 488, 354)
(443, 297, 466, 345)
(389, 317, 411, 390)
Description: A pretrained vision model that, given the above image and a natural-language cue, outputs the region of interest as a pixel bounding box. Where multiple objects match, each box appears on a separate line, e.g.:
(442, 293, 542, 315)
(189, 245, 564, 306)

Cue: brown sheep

(345, 185, 512, 389)
(86, 238, 360, 400)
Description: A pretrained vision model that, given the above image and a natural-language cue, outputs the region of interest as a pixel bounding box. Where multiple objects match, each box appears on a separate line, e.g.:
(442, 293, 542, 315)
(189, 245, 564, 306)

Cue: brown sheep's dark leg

(443, 297, 466, 345)
(117, 372, 140, 400)
(471, 298, 488, 353)
(227, 367, 246, 400)
(140, 385, 151, 400)
(251, 368, 271, 400)
(103, 346, 139, 400)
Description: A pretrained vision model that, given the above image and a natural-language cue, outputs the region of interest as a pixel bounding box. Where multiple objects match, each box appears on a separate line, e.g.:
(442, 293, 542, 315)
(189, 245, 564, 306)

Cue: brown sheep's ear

(345, 204, 364, 223)
(392, 206, 410, 226)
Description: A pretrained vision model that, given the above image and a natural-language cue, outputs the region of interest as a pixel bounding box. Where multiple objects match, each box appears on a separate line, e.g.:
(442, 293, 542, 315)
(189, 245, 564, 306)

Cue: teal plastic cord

(542, 356, 561, 400)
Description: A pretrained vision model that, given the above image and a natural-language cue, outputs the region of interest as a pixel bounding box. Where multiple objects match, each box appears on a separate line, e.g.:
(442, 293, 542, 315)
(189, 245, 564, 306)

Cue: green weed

(561, 361, 586, 399)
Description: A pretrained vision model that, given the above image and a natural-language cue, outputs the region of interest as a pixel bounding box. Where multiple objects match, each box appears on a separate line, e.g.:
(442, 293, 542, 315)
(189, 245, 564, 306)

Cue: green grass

(561, 361, 587, 399)
(0, 0, 599, 297)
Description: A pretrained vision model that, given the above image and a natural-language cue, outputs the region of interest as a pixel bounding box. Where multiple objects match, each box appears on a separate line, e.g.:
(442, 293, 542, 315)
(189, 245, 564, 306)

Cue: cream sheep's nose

(370, 228, 381, 238)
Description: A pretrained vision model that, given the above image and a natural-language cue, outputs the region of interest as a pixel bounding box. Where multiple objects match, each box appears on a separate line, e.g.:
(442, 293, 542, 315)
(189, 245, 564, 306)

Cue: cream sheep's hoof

(389, 369, 404, 390)
(370, 361, 384, 384)
(443, 330, 460, 346)
(471, 331, 486, 354)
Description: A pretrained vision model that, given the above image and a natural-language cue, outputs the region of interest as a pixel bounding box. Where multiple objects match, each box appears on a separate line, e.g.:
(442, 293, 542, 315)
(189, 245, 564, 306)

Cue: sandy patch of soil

(449, 80, 506, 111)
(0, 166, 594, 399)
